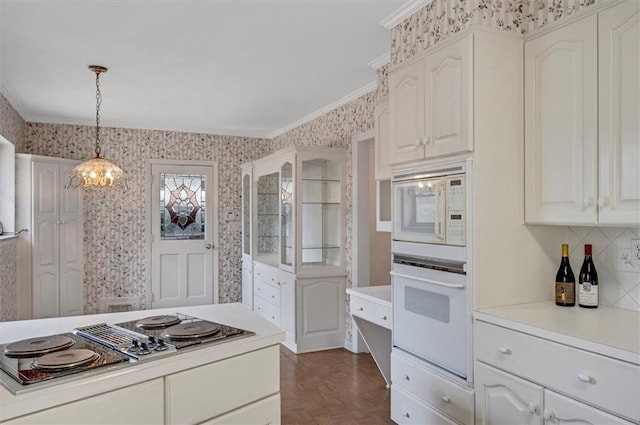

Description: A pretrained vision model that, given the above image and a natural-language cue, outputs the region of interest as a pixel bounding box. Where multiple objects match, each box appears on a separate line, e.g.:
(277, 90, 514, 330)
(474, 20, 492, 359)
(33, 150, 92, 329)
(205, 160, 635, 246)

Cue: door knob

(205, 243, 213, 249)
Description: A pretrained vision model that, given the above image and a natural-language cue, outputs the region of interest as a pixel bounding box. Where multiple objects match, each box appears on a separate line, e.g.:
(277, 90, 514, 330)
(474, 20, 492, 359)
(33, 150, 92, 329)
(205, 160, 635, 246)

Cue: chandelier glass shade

(66, 65, 127, 190)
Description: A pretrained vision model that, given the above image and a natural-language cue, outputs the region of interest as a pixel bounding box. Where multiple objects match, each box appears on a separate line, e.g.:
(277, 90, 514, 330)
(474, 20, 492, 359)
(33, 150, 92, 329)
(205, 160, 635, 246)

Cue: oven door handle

(390, 271, 465, 289)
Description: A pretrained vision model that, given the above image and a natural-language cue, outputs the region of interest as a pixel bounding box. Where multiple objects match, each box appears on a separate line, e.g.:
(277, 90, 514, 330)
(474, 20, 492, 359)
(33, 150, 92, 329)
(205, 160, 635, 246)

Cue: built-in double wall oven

(391, 160, 472, 383)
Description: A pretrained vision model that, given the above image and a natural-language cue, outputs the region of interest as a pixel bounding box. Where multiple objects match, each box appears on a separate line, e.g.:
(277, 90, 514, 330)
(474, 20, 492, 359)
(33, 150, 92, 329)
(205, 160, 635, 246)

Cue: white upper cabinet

(374, 99, 391, 180)
(598, 0, 640, 225)
(389, 60, 425, 164)
(525, 0, 640, 226)
(388, 34, 473, 166)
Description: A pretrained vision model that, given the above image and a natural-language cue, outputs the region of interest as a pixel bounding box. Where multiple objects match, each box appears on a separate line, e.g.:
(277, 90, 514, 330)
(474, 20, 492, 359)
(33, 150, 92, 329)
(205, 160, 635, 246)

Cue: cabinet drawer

(166, 345, 279, 425)
(392, 386, 459, 425)
(254, 264, 278, 286)
(350, 296, 392, 330)
(202, 394, 281, 425)
(255, 278, 280, 306)
(545, 389, 634, 425)
(475, 321, 640, 421)
(392, 351, 474, 424)
(254, 296, 280, 326)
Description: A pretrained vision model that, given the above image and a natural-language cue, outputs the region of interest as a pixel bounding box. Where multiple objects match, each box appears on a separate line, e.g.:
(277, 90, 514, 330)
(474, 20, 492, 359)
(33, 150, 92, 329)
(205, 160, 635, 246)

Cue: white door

(151, 163, 215, 308)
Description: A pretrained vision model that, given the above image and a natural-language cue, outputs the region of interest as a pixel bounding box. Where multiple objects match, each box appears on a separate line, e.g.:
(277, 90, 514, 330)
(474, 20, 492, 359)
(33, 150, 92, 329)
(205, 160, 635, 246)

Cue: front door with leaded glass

(151, 163, 215, 308)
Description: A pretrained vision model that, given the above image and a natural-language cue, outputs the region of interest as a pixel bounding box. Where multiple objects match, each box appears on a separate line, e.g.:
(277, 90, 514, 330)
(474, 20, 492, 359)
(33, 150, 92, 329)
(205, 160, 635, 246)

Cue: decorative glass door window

(159, 173, 206, 240)
(281, 162, 293, 267)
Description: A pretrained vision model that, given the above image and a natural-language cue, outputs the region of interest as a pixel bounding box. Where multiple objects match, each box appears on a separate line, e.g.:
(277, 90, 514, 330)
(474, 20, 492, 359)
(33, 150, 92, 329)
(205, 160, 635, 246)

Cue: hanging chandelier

(66, 65, 127, 190)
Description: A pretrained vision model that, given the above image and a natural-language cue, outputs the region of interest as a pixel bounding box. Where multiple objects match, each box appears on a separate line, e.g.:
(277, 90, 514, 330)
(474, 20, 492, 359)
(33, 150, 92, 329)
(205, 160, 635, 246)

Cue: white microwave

(392, 163, 467, 246)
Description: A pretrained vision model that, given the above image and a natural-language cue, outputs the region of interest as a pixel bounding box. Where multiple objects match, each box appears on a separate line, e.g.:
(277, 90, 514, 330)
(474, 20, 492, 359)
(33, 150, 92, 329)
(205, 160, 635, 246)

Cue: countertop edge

(346, 286, 392, 307)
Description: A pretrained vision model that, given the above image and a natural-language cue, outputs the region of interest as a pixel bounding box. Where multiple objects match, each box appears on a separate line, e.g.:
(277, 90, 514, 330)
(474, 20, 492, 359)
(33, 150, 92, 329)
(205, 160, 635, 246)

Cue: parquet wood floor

(280, 345, 393, 425)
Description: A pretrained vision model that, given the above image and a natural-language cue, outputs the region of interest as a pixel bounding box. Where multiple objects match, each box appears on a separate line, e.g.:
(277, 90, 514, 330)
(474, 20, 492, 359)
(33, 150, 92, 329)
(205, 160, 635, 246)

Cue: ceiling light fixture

(66, 65, 127, 190)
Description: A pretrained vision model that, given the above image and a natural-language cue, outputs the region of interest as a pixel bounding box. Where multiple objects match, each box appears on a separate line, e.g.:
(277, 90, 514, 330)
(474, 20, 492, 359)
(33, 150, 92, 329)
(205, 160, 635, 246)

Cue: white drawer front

(392, 351, 474, 424)
(202, 394, 281, 425)
(351, 296, 392, 330)
(544, 389, 634, 425)
(475, 321, 640, 421)
(166, 346, 279, 425)
(392, 386, 459, 425)
(254, 296, 280, 326)
(255, 278, 280, 306)
(254, 264, 278, 286)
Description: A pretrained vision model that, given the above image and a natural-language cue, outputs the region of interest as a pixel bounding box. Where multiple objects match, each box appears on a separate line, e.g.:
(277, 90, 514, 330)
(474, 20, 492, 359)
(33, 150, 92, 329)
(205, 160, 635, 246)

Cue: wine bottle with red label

(578, 244, 598, 308)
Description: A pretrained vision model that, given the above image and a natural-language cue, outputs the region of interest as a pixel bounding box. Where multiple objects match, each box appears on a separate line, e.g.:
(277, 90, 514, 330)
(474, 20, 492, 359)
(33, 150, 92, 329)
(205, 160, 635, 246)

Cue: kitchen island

(0, 303, 285, 424)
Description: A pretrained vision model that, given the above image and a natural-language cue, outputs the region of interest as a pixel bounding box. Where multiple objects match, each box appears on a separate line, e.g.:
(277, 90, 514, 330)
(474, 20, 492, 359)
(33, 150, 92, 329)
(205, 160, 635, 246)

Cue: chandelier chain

(95, 70, 102, 157)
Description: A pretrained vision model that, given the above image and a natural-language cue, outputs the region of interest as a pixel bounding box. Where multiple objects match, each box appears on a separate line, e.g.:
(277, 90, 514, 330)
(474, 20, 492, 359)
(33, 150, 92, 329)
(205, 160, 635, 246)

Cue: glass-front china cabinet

(241, 146, 346, 353)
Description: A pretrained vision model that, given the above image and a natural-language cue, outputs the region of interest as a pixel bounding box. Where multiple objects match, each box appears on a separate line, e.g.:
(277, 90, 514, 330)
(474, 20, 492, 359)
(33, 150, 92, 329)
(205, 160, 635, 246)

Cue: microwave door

(393, 178, 442, 244)
(434, 180, 446, 242)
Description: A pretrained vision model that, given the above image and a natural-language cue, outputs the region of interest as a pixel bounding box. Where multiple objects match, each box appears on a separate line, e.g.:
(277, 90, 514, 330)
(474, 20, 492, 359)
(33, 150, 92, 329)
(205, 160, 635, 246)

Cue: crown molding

(380, 0, 430, 29)
(0, 83, 29, 122)
(368, 52, 390, 70)
(268, 81, 377, 139)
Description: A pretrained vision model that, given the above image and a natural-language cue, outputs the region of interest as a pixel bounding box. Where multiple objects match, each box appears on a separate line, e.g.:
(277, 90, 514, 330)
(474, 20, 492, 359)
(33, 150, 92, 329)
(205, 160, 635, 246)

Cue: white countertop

(474, 302, 640, 365)
(0, 303, 284, 422)
(347, 285, 391, 307)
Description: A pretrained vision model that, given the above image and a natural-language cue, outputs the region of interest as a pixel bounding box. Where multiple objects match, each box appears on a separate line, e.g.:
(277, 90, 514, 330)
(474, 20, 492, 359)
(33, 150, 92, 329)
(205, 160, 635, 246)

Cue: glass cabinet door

(256, 171, 280, 263)
(281, 162, 294, 267)
(242, 172, 251, 257)
(300, 158, 342, 268)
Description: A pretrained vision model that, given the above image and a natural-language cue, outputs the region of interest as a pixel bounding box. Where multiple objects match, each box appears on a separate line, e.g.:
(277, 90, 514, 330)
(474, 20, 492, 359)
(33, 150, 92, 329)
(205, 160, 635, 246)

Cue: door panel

(598, 0, 640, 224)
(524, 15, 597, 224)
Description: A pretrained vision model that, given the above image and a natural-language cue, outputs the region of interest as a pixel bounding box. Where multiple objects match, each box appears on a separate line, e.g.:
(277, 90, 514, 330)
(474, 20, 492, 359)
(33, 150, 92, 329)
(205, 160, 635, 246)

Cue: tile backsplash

(566, 227, 640, 311)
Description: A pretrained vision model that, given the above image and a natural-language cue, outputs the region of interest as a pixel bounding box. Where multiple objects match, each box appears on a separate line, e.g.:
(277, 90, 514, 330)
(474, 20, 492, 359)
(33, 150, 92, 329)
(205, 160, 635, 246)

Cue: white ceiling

(0, 0, 419, 139)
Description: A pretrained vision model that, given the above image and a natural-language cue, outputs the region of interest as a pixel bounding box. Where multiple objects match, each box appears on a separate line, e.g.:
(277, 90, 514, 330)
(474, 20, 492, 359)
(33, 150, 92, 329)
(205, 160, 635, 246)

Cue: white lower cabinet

(165, 345, 280, 425)
(474, 320, 639, 424)
(4, 379, 164, 425)
(391, 349, 474, 425)
(251, 261, 345, 353)
(241, 259, 253, 309)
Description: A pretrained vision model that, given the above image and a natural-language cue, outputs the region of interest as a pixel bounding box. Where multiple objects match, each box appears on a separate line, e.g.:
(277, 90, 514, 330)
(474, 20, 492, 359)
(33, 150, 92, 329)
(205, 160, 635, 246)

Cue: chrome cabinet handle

(583, 197, 594, 210)
(380, 315, 387, 320)
(358, 307, 364, 311)
(528, 402, 538, 415)
(441, 395, 450, 403)
(403, 374, 410, 381)
(598, 197, 610, 208)
(205, 243, 213, 249)
(403, 412, 410, 418)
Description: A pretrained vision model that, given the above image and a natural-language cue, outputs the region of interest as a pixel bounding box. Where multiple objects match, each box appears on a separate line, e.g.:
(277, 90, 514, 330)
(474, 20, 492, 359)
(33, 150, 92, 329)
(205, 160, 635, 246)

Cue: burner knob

(157, 338, 165, 346)
(129, 339, 140, 352)
(155, 339, 168, 351)
(148, 336, 156, 344)
(141, 342, 149, 351)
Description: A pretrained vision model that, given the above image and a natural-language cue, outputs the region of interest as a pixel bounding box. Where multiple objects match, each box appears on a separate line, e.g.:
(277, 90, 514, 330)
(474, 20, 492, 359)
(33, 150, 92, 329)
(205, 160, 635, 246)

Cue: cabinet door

(475, 362, 543, 425)
(58, 163, 84, 317)
(241, 259, 253, 309)
(279, 271, 296, 344)
(32, 161, 61, 319)
(389, 59, 425, 165)
(598, 0, 640, 225)
(524, 15, 597, 224)
(424, 35, 473, 159)
(544, 389, 634, 425)
(375, 100, 391, 179)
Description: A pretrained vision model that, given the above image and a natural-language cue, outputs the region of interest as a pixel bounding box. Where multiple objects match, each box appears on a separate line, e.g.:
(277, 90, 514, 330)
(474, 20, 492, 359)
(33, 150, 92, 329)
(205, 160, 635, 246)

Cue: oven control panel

(446, 175, 465, 246)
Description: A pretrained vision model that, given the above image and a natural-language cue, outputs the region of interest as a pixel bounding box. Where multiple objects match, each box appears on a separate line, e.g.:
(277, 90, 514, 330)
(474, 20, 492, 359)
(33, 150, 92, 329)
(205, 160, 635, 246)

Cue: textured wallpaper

(24, 123, 270, 313)
(390, 0, 600, 67)
(0, 241, 17, 321)
(0, 93, 25, 151)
